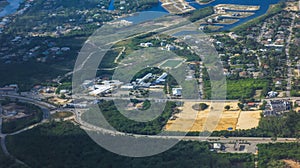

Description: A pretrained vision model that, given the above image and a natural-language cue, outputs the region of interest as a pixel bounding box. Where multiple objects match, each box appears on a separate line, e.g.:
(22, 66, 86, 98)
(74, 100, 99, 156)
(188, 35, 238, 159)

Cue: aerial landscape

(0, 0, 300, 167)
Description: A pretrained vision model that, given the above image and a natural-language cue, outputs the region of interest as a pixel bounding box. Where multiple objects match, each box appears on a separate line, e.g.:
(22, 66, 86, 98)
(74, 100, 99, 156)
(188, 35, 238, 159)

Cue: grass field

(159, 59, 184, 69)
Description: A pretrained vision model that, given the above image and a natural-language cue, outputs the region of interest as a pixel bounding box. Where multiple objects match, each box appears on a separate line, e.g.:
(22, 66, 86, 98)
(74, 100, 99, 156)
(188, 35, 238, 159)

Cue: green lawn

(204, 78, 269, 100)
(160, 59, 183, 69)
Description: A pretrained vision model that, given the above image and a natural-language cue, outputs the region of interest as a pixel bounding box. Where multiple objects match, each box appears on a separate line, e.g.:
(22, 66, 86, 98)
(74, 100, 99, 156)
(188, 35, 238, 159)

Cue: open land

(236, 111, 261, 130)
(166, 101, 261, 132)
(215, 4, 260, 11)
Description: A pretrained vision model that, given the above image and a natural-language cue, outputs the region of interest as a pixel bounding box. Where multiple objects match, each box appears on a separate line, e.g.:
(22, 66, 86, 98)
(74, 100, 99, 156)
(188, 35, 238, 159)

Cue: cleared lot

(166, 101, 260, 132)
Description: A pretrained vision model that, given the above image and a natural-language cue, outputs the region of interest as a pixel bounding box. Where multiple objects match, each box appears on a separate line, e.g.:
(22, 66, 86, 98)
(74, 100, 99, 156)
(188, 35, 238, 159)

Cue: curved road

(0, 94, 57, 166)
(0, 93, 299, 165)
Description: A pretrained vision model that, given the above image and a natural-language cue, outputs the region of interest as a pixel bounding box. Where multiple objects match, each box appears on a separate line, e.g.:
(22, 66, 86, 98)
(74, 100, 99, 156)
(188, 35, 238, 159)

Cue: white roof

(213, 143, 221, 149)
(89, 85, 111, 95)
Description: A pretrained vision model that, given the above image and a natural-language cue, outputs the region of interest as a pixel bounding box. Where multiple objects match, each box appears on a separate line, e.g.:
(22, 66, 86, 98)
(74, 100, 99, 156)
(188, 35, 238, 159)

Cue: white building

(267, 91, 278, 98)
(172, 88, 182, 97)
(140, 42, 153, 47)
(156, 73, 168, 84)
(213, 143, 221, 150)
(89, 85, 112, 96)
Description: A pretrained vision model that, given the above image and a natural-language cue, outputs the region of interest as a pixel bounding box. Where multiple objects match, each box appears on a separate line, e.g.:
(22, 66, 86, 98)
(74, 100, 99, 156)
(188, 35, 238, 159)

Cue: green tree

(225, 105, 231, 111)
(199, 103, 209, 110)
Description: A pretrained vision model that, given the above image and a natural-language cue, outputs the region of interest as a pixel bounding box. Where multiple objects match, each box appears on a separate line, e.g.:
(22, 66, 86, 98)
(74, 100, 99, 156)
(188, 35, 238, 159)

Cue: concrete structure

(89, 85, 112, 96)
(137, 73, 152, 84)
(172, 88, 182, 97)
(213, 143, 222, 150)
(0, 84, 18, 94)
(267, 91, 278, 98)
(263, 100, 291, 117)
(156, 73, 168, 84)
(140, 42, 153, 47)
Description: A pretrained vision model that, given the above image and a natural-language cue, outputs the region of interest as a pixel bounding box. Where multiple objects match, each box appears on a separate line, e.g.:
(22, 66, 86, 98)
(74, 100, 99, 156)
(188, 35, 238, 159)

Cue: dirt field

(49, 97, 72, 105)
(214, 110, 240, 131)
(165, 101, 246, 132)
(236, 111, 261, 130)
(285, 2, 299, 11)
(166, 102, 202, 132)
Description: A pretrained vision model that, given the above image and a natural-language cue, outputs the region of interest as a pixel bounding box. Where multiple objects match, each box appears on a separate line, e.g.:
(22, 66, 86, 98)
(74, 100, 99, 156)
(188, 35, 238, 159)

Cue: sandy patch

(49, 97, 72, 105)
(282, 159, 300, 168)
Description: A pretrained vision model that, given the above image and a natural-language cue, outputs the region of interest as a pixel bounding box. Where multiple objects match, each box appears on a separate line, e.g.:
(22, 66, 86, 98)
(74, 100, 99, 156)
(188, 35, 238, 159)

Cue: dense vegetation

(83, 100, 176, 135)
(233, 2, 286, 33)
(203, 78, 268, 100)
(0, 0, 114, 90)
(211, 112, 300, 138)
(0, 147, 26, 168)
(188, 6, 214, 22)
(258, 143, 300, 168)
(6, 122, 254, 168)
(114, 0, 158, 14)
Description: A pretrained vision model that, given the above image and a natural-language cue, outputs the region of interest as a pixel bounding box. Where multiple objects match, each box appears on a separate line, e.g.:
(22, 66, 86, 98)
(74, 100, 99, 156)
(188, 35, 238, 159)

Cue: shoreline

(196, 0, 215, 5)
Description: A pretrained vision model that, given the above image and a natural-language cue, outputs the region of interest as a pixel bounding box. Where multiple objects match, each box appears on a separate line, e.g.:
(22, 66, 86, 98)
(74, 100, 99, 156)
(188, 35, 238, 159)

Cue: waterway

(110, 0, 280, 30)
(108, 0, 115, 11)
(1, 0, 281, 30)
(0, 0, 23, 18)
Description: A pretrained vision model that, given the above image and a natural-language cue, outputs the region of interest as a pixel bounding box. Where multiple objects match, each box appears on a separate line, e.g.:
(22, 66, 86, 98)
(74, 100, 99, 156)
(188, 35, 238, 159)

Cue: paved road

(73, 94, 238, 102)
(0, 94, 56, 166)
(0, 92, 298, 161)
(285, 13, 296, 97)
(0, 105, 10, 156)
(0, 94, 56, 120)
(0, 94, 56, 109)
(77, 116, 298, 143)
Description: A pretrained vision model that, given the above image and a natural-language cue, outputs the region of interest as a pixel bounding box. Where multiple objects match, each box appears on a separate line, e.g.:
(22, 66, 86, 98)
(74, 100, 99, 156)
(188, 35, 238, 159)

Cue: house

(0, 84, 18, 94)
(213, 143, 222, 150)
(263, 100, 291, 117)
(172, 88, 182, 97)
(247, 102, 257, 107)
(275, 81, 282, 87)
(267, 91, 278, 98)
(140, 42, 153, 47)
(89, 85, 112, 96)
(166, 44, 176, 51)
(82, 80, 94, 89)
(61, 47, 70, 52)
(121, 84, 134, 90)
(64, 103, 87, 108)
(270, 100, 290, 112)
